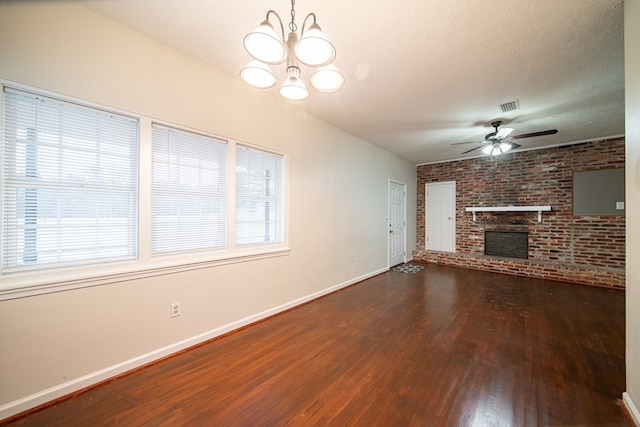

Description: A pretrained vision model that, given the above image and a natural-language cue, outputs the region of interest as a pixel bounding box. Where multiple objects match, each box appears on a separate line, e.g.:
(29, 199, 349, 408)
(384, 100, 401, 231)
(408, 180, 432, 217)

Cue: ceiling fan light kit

(241, 0, 344, 101)
(482, 142, 513, 156)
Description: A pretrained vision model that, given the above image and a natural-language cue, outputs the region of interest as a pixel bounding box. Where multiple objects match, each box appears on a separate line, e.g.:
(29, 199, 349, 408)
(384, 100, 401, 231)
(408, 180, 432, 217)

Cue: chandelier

(240, 0, 344, 101)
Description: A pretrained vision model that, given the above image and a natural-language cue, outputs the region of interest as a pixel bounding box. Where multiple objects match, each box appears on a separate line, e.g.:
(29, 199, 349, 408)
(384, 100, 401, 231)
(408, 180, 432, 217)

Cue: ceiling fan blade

(511, 129, 558, 139)
(462, 146, 483, 154)
(496, 127, 514, 139)
(451, 141, 482, 145)
(508, 142, 521, 149)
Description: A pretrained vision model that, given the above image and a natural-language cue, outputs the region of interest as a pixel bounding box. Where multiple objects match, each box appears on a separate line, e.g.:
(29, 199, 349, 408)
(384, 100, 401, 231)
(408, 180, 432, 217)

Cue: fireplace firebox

(484, 231, 529, 259)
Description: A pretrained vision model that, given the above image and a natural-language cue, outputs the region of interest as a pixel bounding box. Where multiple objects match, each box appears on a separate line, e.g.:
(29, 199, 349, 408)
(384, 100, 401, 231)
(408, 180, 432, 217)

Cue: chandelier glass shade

(279, 66, 309, 101)
(294, 23, 335, 67)
(243, 20, 286, 65)
(310, 65, 344, 92)
(241, 1, 344, 101)
(239, 60, 277, 88)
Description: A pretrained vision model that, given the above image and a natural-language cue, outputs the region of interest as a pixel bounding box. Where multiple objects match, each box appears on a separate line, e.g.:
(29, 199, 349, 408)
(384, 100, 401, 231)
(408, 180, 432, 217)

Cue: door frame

(388, 179, 408, 267)
(425, 181, 456, 253)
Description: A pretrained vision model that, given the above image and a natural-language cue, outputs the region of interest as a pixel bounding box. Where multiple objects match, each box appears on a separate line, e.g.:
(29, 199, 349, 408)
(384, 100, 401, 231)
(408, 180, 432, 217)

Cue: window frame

(150, 123, 229, 257)
(0, 82, 290, 301)
(1, 86, 140, 273)
(235, 143, 285, 248)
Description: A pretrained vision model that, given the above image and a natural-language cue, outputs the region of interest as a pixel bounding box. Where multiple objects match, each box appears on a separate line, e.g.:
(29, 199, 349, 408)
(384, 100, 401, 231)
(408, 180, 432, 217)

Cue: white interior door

(426, 181, 456, 252)
(389, 181, 406, 267)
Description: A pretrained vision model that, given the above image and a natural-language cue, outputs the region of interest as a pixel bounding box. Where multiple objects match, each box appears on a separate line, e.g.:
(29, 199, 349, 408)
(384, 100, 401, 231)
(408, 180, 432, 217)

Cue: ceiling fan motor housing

(484, 120, 503, 141)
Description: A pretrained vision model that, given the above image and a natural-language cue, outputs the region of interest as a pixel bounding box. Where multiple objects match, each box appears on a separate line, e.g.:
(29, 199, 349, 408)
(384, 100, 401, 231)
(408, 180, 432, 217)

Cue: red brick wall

(414, 138, 625, 288)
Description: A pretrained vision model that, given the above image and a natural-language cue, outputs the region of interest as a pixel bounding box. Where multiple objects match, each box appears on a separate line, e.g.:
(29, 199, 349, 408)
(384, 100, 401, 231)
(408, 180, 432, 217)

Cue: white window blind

(151, 124, 227, 255)
(1, 88, 138, 273)
(235, 145, 283, 246)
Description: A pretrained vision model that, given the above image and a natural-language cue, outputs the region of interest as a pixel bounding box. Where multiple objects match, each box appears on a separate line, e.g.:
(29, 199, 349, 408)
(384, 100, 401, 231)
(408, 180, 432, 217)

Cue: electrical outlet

(170, 302, 181, 318)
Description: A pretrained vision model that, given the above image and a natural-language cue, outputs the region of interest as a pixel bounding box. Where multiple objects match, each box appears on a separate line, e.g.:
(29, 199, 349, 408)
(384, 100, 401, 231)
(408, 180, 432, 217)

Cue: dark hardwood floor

(3, 263, 628, 426)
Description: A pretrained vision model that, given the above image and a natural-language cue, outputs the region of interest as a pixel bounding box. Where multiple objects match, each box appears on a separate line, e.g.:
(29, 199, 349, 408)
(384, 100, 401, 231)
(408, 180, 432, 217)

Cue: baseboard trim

(0, 267, 387, 422)
(623, 392, 640, 426)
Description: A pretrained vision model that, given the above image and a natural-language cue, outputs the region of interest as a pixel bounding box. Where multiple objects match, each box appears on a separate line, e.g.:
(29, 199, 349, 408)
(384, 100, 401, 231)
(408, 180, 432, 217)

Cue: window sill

(0, 246, 291, 301)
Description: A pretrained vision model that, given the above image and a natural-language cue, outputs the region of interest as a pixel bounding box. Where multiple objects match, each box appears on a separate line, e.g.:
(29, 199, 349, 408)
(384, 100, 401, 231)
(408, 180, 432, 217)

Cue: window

(235, 144, 284, 246)
(1, 84, 289, 296)
(1, 88, 138, 273)
(151, 124, 227, 255)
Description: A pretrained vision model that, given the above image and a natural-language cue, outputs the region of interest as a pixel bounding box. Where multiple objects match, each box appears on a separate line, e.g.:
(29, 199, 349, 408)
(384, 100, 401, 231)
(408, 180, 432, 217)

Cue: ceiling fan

(454, 121, 558, 155)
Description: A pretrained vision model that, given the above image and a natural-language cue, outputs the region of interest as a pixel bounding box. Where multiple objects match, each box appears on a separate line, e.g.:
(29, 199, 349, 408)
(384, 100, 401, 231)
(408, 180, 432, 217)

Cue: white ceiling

(82, 0, 625, 165)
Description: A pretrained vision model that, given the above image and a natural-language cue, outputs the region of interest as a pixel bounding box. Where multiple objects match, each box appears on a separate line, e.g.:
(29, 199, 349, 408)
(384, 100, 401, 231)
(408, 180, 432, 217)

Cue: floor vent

(499, 99, 520, 113)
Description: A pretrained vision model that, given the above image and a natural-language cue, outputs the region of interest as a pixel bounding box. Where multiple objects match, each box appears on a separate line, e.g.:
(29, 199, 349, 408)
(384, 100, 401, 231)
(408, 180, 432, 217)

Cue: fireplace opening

(484, 231, 529, 259)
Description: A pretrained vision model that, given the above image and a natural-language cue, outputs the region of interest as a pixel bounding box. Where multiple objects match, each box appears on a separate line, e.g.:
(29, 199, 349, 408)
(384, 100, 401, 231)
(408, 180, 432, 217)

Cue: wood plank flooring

(2, 263, 628, 426)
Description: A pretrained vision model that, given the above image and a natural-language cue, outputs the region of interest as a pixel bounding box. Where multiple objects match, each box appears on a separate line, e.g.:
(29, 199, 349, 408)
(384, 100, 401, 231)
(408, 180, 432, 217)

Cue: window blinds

(235, 145, 283, 246)
(151, 124, 228, 255)
(2, 88, 138, 272)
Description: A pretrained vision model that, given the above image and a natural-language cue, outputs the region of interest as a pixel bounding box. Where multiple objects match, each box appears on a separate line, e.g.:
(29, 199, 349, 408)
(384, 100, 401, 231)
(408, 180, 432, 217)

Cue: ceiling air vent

(499, 99, 520, 113)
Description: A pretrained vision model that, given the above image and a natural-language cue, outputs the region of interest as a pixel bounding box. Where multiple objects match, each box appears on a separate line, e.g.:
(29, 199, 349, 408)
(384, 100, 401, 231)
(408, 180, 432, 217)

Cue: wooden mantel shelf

(465, 206, 551, 222)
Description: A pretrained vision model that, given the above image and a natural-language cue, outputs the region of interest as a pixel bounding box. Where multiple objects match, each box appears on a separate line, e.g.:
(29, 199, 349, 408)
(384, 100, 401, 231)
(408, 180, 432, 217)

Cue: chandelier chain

(289, 0, 297, 33)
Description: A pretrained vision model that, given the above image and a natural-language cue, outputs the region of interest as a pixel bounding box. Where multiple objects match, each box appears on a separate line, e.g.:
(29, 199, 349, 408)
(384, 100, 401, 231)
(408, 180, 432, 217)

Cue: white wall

(625, 0, 640, 423)
(0, 3, 416, 418)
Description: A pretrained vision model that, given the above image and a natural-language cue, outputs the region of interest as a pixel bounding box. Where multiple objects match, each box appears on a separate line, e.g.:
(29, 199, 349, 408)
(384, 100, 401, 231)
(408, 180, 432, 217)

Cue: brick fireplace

(414, 137, 625, 288)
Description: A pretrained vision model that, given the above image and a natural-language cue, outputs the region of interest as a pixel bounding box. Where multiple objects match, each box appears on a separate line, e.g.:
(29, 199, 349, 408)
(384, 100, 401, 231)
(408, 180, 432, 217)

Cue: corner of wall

(623, 393, 640, 425)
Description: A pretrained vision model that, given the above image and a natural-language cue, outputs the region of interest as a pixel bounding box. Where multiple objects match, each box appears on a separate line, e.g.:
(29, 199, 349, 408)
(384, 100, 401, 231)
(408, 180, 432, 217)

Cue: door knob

(448, 217, 452, 220)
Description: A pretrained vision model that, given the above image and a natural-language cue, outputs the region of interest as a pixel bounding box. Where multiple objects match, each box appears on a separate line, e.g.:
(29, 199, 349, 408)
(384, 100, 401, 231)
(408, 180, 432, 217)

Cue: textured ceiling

(83, 0, 625, 164)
